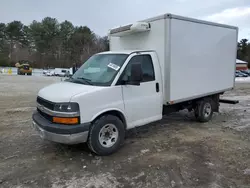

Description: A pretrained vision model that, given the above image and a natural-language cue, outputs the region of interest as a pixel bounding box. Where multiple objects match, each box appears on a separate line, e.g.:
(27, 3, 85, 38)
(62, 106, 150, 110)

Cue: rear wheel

(88, 115, 125, 156)
(195, 98, 214, 122)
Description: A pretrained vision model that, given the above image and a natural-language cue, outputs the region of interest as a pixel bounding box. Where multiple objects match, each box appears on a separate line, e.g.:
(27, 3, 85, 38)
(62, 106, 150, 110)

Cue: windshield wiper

(76, 77, 93, 85)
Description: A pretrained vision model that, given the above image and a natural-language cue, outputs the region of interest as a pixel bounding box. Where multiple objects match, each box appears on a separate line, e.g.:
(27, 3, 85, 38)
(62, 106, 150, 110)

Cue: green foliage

(5, 21, 29, 47)
(0, 23, 6, 52)
(237, 39, 250, 68)
(0, 17, 109, 68)
(0, 53, 10, 66)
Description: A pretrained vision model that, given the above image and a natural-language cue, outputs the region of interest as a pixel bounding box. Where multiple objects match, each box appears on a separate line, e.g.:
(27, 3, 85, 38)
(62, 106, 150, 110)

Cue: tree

(0, 23, 6, 51)
(237, 39, 250, 68)
(69, 26, 94, 63)
(238, 39, 248, 59)
(102, 36, 109, 51)
(4, 21, 28, 61)
(58, 20, 74, 67)
(5, 21, 25, 41)
(29, 17, 61, 67)
(29, 21, 47, 53)
(0, 17, 110, 67)
(0, 23, 10, 66)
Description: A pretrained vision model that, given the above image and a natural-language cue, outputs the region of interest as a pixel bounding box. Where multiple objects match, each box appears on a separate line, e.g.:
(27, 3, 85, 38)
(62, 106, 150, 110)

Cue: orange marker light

(53, 117, 79, 125)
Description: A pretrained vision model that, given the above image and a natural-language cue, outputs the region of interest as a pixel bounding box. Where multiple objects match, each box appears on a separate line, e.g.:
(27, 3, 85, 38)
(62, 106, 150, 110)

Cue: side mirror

(128, 62, 142, 85)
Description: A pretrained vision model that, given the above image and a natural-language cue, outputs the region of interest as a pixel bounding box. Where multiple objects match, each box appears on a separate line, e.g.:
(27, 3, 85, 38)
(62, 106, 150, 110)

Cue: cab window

(121, 54, 155, 83)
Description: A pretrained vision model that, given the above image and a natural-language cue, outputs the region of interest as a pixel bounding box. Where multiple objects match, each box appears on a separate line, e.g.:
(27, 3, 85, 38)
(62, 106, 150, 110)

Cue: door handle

(156, 83, 159, 92)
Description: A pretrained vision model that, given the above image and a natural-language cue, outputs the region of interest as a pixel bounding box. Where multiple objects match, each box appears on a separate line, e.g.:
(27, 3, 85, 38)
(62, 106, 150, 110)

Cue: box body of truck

(109, 14, 238, 104)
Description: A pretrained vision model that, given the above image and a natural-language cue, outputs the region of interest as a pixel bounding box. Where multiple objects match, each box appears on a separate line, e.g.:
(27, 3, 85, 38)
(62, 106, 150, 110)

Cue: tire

(195, 98, 214, 122)
(88, 115, 125, 156)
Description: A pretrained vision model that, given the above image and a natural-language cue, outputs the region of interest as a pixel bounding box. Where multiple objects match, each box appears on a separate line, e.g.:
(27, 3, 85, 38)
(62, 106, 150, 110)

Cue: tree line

(0, 17, 250, 68)
(237, 39, 250, 67)
(0, 17, 109, 68)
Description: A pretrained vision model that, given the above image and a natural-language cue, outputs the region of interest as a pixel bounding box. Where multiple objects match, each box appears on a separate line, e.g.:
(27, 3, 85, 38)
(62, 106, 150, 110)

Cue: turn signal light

(53, 117, 79, 125)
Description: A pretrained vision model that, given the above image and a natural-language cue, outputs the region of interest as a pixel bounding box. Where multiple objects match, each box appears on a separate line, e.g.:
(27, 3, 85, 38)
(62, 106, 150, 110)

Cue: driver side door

(117, 53, 162, 129)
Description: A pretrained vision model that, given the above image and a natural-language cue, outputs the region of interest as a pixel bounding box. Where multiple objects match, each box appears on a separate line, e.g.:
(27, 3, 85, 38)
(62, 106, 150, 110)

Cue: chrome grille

(37, 97, 54, 110)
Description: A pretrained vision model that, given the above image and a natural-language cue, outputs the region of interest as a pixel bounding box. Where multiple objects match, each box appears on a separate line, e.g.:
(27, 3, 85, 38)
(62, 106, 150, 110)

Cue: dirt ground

(0, 75, 250, 188)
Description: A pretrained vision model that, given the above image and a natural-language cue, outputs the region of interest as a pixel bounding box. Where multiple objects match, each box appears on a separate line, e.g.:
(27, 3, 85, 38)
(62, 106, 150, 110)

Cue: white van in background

(54, 68, 70, 77)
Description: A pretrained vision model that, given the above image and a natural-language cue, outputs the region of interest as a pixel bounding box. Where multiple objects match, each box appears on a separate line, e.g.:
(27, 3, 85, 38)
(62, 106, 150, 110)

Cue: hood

(38, 81, 103, 102)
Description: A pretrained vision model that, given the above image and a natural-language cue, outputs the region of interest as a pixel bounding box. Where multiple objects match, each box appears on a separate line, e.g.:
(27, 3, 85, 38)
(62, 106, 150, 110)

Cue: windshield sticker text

(108, 63, 120, 71)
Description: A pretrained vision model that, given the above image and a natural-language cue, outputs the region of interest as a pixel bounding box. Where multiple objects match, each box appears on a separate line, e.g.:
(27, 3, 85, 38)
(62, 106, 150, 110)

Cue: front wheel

(195, 98, 214, 122)
(88, 115, 125, 156)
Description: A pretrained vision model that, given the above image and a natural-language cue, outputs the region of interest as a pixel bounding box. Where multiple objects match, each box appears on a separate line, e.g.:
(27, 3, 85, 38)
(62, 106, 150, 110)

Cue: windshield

(20, 65, 30, 70)
(70, 54, 128, 86)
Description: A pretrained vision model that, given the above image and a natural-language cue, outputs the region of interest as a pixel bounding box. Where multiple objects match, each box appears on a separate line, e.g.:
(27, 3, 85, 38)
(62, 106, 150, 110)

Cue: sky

(0, 0, 250, 40)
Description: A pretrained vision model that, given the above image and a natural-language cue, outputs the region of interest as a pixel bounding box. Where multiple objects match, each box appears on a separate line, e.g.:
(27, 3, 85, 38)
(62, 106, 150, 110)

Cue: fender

(90, 108, 127, 128)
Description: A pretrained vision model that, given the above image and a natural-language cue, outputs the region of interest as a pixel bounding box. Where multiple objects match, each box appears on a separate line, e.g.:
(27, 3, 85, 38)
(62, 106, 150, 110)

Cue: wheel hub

(99, 124, 119, 148)
(204, 103, 212, 118)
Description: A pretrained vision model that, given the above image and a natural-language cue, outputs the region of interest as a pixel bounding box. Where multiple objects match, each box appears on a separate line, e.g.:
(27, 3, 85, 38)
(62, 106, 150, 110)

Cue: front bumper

(32, 111, 90, 144)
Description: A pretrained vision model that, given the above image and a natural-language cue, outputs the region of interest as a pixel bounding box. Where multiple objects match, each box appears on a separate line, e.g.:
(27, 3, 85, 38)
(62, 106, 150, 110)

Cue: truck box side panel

(169, 18, 237, 102)
(110, 19, 167, 101)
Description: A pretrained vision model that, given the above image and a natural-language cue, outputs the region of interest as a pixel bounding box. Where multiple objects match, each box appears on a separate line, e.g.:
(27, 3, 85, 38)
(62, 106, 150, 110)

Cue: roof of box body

(109, 13, 238, 34)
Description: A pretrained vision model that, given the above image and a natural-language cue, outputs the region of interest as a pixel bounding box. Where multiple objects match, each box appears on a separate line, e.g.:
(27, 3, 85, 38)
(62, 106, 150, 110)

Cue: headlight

(54, 102, 79, 112)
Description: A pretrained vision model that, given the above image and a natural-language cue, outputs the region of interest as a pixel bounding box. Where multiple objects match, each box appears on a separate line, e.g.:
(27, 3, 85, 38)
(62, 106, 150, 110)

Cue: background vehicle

(240, 70, 250, 76)
(43, 69, 48, 75)
(45, 70, 55, 76)
(17, 63, 32, 75)
(236, 70, 248, 77)
(32, 13, 238, 156)
(54, 68, 70, 77)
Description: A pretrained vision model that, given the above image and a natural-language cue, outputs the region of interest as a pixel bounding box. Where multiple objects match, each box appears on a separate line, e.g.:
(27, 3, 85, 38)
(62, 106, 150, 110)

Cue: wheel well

(92, 110, 127, 129)
(194, 94, 220, 112)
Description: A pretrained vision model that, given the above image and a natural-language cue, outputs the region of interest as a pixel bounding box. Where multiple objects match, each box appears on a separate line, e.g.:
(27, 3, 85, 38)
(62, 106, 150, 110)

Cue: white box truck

(32, 13, 238, 155)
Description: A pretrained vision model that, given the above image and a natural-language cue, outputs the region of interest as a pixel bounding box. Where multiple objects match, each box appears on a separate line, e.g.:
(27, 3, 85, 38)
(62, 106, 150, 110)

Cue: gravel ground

(0, 75, 250, 188)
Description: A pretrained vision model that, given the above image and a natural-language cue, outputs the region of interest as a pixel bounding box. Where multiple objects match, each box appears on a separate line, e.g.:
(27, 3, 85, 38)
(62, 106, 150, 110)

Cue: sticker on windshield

(108, 63, 120, 71)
